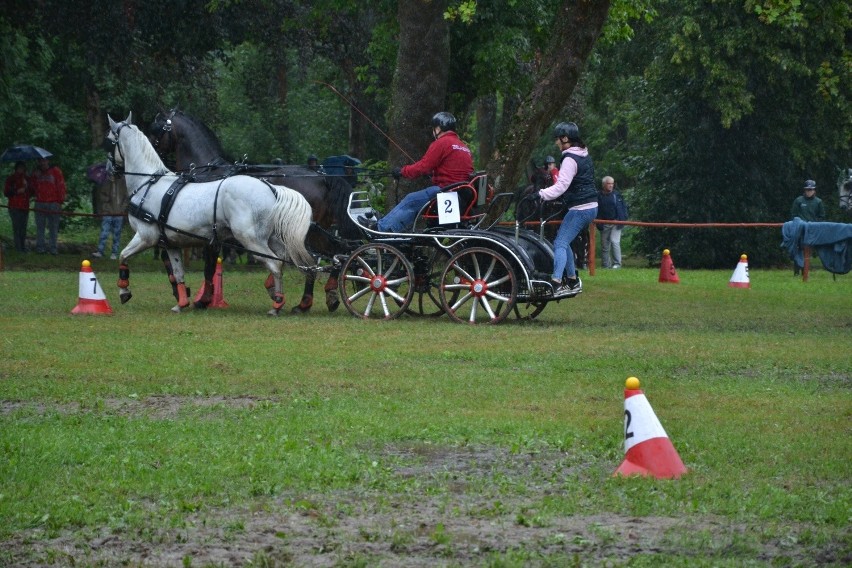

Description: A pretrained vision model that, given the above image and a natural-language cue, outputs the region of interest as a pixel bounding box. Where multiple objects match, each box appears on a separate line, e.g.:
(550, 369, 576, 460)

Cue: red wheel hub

(370, 275, 387, 292)
(469, 279, 488, 297)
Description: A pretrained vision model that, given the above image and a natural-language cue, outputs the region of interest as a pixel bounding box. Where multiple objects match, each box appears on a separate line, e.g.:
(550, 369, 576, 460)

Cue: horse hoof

(327, 300, 340, 313)
(120, 291, 132, 304)
(290, 305, 310, 314)
(171, 305, 182, 313)
(267, 308, 281, 317)
(193, 301, 209, 310)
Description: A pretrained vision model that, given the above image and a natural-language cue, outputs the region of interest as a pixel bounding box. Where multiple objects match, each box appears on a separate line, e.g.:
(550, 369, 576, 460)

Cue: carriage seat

(418, 171, 490, 229)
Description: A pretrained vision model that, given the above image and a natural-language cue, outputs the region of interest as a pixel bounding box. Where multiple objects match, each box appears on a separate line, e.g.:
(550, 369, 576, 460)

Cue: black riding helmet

(432, 112, 457, 132)
(553, 122, 580, 141)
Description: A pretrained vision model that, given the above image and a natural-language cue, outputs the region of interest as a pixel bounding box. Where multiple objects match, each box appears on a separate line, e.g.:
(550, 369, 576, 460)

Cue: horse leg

(193, 245, 218, 309)
(116, 233, 151, 304)
(291, 272, 315, 314)
(324, 268, 340, 312)
(161, 249, 191, 312)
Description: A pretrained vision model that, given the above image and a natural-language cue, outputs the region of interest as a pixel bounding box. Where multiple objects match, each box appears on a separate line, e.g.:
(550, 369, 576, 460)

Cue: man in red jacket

(30, 157, 66, 255)
(361, 112, 473, 232)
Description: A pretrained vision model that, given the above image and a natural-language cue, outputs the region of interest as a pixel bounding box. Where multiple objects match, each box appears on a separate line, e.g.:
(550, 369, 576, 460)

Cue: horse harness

(110, 120, 282, 250)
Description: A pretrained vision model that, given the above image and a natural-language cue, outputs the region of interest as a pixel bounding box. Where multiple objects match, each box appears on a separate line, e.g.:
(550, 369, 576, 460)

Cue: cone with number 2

(614, 377, 687, 479)
(71, 260, 113, 315)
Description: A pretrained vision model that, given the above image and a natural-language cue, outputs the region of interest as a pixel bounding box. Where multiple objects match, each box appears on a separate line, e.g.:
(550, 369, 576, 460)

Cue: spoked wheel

(440, 246, 518, 324)
(339, 243, 413, 320)
(512, 300, 548, 321)
(406, 247, 455, 317)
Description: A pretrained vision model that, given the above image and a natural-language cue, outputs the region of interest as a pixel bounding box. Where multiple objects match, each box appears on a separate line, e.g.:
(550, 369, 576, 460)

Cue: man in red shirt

(361, 112, 473, 232)
(30, 157, 66, 255)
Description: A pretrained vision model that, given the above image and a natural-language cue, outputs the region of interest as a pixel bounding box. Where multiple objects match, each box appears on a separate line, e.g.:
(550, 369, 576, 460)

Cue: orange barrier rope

(0, 204, 124, 218)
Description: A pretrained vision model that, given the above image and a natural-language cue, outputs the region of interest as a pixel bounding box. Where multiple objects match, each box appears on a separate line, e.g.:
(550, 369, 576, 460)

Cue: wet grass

(0, 262, 849, 565)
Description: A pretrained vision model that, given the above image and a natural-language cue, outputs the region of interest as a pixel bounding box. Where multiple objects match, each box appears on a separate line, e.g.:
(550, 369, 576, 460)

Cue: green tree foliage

(584, 0, 850, 267)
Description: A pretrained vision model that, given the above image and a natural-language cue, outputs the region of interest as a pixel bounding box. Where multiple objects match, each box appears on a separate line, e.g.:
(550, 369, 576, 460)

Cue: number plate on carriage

(437, 192, 461, 225)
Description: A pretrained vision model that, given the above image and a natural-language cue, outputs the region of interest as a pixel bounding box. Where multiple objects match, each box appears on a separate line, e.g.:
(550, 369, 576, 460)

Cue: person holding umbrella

(4, 161, 33, 252)
(30, 157, 66, 255)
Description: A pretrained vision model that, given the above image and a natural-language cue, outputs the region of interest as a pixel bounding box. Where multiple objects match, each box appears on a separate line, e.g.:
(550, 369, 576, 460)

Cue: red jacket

(4, 172, 32, 210)
(401, 131, 473, 188)
(30, 166, 66, 204)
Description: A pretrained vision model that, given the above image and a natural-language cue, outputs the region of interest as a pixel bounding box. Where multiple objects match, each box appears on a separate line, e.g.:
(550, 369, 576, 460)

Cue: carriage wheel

(338, 243, 413, 320)
(512, 300, 548, 321)
(406, 247, 455, 317)
(440, 247, 517, 324)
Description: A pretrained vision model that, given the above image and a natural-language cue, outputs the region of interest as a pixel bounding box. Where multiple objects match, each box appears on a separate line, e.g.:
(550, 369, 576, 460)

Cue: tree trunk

(485, 0, 611, 193)
(476, 94, 497, 169)
(386, 0, 450, 207)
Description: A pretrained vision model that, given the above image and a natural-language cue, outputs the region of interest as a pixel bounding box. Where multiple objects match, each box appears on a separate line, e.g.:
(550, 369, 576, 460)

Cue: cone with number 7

(614, 377, 687, 479)
(71, 260, 113, 315)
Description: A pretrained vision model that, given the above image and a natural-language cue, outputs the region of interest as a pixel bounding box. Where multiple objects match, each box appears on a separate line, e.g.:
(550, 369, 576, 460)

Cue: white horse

(107, 113, 313, 315)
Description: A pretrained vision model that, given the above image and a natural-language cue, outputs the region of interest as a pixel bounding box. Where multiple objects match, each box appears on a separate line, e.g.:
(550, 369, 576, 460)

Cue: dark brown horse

(148, 109, 361, 312)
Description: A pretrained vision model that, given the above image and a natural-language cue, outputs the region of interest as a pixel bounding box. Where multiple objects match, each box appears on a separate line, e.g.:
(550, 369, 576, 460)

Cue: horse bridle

(150, 110, 177, 157)
(106, 120, 132, 177)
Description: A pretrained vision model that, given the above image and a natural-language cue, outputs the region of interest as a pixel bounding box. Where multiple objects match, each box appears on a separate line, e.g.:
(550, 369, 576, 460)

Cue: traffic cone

(658, 249, 680, 283)
(614, 377, 687, 479)
(209, 257, 229, 308)
(194, 257, 229, 308)
(728, 254, 750, 288)
(71, 260, 113, 315)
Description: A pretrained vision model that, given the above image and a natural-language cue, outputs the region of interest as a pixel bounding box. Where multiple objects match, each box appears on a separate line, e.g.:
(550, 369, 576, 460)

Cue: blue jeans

(35, 202, 61, 254)
(377, 185, 442, 232)
(552, 206, 598, 281)
(98, 215, 124, 255)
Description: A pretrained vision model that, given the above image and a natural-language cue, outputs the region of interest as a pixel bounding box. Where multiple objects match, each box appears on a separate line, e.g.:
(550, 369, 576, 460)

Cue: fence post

(588, 222, 596, 276)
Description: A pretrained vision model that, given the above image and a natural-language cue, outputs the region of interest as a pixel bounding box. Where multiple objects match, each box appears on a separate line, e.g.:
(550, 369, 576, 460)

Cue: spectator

(4, 161, 33, 252)
(597, 176, 629, 269)
(307, 154, 319, 171)
(545, 156, 558, 184)
(30, 157, 66, 255)
(360, 112, 473, 232)
(790, 180, 825, 222)
(92, 171, 129, 260)
(538, 122, 598, 297)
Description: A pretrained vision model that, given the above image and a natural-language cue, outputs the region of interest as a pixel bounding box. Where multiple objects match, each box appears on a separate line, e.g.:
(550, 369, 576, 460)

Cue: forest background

(0, 0, 849, 268)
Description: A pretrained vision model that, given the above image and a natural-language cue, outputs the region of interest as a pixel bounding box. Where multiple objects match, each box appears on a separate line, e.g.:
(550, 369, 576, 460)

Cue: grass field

(0, 254, 849, 566)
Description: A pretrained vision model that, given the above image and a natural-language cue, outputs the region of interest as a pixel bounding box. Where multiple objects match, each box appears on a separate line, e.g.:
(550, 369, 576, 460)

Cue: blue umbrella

(1, 145, 53, 162)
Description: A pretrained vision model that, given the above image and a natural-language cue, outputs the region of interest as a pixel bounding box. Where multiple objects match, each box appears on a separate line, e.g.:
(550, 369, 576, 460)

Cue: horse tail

(270, 186, 314, 268)
(324, 176, 361, 239)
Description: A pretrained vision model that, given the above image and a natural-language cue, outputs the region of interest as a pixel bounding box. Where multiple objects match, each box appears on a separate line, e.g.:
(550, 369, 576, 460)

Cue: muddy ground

(2, 398, 847, 566)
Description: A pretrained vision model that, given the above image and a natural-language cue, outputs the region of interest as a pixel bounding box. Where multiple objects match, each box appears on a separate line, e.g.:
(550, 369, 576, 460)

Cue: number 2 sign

(437, 192, 461, 225)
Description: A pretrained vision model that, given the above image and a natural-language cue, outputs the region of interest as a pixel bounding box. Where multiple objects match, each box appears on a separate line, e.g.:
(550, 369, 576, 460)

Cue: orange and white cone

(209, 257, 229, 308)
(71, 260, 113, 315)
(728, 254, 750, 288)
(194, 257, 230, 308)
(658, 249, 680, 284)
(614, 377, 687, 479)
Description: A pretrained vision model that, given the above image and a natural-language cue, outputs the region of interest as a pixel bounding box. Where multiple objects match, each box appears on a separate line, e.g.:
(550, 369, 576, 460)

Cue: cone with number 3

(614, 377, 687, 479)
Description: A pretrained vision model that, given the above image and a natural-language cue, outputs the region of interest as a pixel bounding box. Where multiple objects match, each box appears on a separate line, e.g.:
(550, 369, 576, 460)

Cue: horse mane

(127, 123, 171, 175)
(169, 109, 233, 163)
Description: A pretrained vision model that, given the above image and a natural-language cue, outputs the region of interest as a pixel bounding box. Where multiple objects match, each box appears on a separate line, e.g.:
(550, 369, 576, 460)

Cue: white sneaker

(110, 253, 118, 260)
(91, 251, 103, 258)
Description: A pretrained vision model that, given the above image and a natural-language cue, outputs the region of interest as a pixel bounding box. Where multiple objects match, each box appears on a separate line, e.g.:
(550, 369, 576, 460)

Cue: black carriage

(334, 172, 569, 324)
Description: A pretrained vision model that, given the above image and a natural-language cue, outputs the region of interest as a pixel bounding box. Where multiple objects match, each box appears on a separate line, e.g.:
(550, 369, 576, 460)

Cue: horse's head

(106, 112, 169, 177)
(106, 112, 134, 175)
(148, 108, 177, 157)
